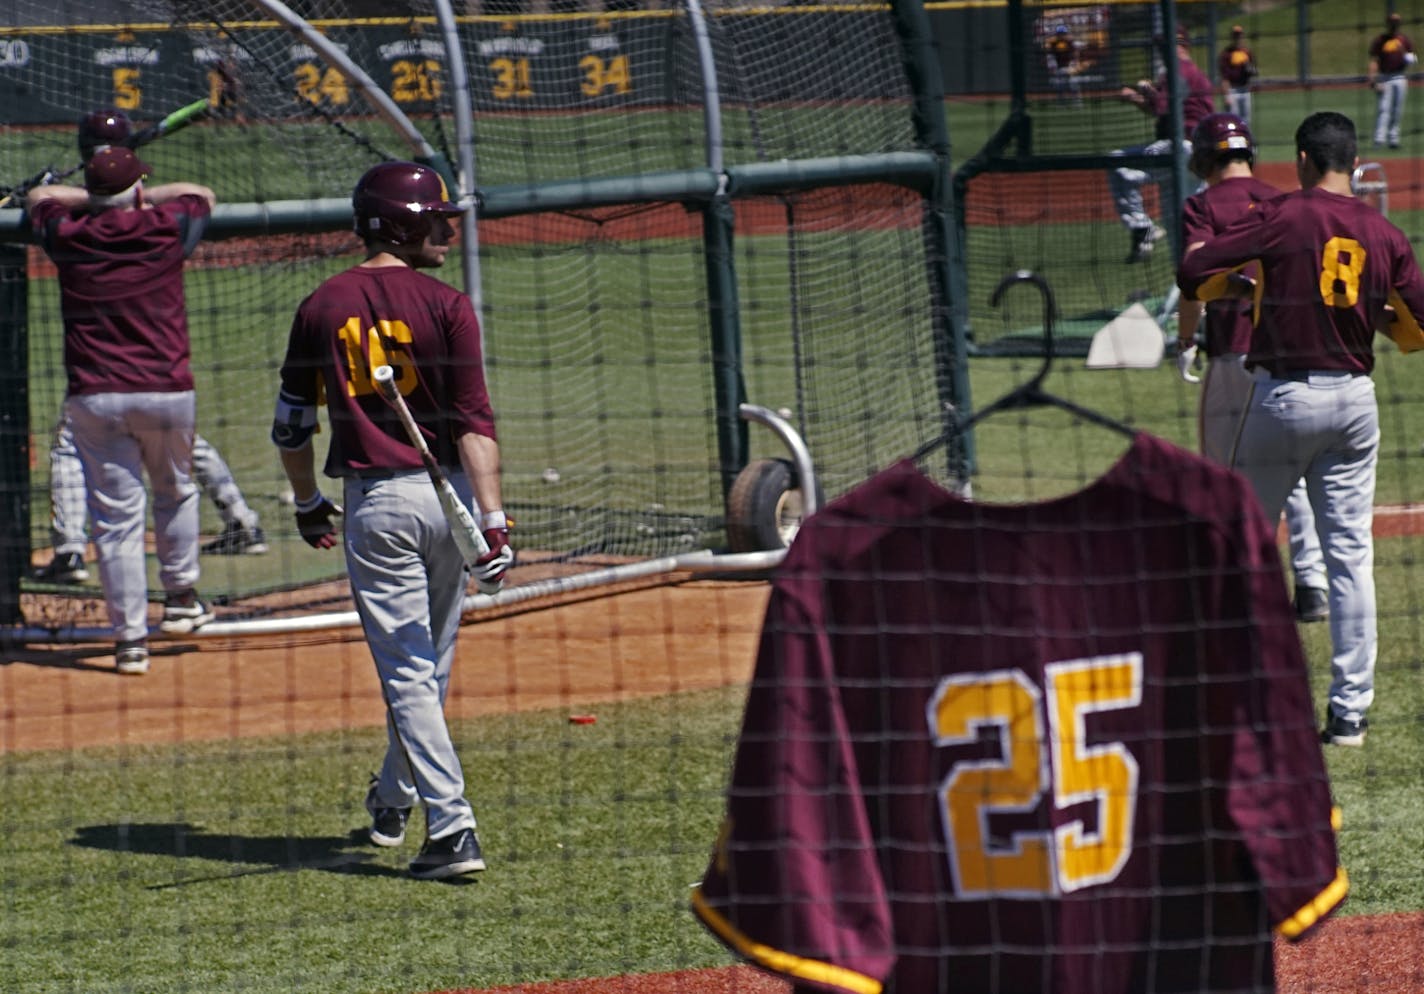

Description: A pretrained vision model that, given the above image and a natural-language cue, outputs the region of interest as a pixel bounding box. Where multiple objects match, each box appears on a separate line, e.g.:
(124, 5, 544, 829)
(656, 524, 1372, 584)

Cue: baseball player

(27, 147, 218, 675)
(30, 109, 266, 587)
(693, 441, 1345, 993)
(1179, 110, 1424, 746)
(1367, 12, 1416, 148)
(272, 161, 513, 879)
(1175, 113, 1328, 623)
(1044, 24, 1084, 107)
(1108, 26, 1215, 263)
(1216, 25, 1257, 127)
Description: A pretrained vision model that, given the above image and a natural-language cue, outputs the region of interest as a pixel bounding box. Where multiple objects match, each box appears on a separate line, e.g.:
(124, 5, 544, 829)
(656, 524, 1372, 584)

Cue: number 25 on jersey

(927, 652, 1142, 899)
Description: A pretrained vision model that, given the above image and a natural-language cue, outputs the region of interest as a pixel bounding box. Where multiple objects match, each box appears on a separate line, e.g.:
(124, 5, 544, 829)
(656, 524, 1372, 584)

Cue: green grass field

(4, 573, 1423, 994)
(1, 688, 744, 994)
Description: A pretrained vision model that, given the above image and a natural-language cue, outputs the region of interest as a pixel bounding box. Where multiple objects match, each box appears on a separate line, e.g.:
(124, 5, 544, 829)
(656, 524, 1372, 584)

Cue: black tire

(725, 458, 819, 553)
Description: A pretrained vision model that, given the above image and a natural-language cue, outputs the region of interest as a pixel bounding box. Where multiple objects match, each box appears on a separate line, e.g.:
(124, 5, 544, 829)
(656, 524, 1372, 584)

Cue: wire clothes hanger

(912, 269, 1137, 468)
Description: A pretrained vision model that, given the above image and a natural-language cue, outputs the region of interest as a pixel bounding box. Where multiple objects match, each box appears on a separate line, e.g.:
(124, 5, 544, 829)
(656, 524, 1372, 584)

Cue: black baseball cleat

(365, 776, 411, 848)
(202, 521, 269, 556)
(159, 589, 215, 634)
(31, 551, 89, 584)
(1321, 709, 1367, 747)
(1315, 712, 1361, 740)
(409, 827, 486, 879)
(1294, 586, 1329, 623)
(1125, 225, 1165, 264)
(114, 639, 150, 676)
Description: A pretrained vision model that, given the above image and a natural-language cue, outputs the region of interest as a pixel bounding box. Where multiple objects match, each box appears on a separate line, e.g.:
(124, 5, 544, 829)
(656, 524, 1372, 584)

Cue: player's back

(33, 196, 208, 395)
(1250, 188, 1418, 373)
(284, 263, 491, 477)
(1183, 176, 1280, 355)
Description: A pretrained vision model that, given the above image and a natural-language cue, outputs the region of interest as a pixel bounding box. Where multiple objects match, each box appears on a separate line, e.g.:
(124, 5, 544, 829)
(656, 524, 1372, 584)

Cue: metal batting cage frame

(0, 0, 969, 637)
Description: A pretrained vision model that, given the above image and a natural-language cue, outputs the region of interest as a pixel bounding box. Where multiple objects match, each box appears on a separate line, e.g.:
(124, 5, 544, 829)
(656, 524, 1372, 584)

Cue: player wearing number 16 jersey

(1179, 110, 1424, 746)
(273, 161, 511, 879)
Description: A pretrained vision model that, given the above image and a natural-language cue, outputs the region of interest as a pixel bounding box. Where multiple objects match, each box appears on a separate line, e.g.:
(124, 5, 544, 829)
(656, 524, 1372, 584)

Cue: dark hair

(1295, 111, 1357, 174)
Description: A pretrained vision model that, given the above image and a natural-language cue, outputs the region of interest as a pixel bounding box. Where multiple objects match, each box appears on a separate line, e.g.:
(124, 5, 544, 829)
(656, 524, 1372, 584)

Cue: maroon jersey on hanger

(693, 434, 1345, 994)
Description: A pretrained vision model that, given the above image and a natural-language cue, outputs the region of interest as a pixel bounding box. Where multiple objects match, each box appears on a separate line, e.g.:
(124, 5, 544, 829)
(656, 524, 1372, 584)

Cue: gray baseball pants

(1374, 74, 1408, 146)
(344, 470, 478, 841)
(1202, 354, 1324, 591)
(1232, 369, 1379, 724)
(65, 390, 201, 642)
(49, 413, 257, 556)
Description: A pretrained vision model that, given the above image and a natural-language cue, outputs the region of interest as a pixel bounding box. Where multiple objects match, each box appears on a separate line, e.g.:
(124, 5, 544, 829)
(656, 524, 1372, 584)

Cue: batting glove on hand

(474, 516, 514, 595)
(1176, 342, 1202, 384)
(294, 493, 342, 549)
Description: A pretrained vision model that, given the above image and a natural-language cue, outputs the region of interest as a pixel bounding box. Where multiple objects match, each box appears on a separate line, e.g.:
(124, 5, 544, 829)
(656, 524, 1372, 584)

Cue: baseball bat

(371, 365, 491, 570)
(0, 99, 213, 209)
(126, 98, 211, 150)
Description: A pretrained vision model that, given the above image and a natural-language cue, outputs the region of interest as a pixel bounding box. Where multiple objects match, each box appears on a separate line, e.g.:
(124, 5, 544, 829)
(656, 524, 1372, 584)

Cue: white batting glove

(1176, 342, 1202, 384)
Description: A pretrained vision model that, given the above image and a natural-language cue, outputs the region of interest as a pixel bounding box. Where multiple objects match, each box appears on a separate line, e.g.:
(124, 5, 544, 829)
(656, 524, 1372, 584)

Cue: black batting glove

(294, 493, 342, 549)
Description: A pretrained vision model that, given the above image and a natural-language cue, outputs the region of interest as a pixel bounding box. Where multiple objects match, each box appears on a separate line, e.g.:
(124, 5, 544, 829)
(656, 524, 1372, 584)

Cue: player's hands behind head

(474, 523, 514, 595)
(294, 493, 343, 549)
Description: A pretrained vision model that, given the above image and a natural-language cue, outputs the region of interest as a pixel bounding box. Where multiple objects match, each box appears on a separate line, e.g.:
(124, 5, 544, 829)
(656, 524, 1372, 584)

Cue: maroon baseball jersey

(1152, 56, 1215, 138)
(1217, 44, 1257, 87)
(1046, 35, 1076, 65)
(693, 435, 1345, 994)
(1181, 176, 1282, 356)
(31, 195, 209, 396)
(276, 264, 494, 477)
(1179, 187, 1424, 373)
(1370, 30, 1415, 73)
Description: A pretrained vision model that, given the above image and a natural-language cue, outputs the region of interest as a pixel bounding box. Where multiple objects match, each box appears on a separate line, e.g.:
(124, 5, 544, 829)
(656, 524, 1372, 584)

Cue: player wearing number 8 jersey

(1178, 110, 1424, 746)
(273, 161, 510, 878)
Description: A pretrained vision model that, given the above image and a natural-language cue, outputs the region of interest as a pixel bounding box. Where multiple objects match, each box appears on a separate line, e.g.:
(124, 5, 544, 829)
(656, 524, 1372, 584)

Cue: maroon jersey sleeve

(277, 265, 494, 477)
(694, 437, 1344, 994)
(691, 578, 895, 994)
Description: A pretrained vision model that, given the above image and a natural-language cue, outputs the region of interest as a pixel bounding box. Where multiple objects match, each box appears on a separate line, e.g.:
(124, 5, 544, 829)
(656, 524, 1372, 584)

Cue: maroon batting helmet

(1189, 112, 1255, 178)
(77, 108, 132, 161)
(352, 162, 464, 246)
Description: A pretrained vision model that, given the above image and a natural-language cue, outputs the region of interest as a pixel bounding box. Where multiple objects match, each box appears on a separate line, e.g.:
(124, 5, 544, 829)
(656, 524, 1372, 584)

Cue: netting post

(429, 0, 484, 323)
(685, 0, 747, 501)
(703, 193, 750, 500)
(893, 0, 975, 478)
(1160, 0, 1189, 264)
(0, 244, 28, 625)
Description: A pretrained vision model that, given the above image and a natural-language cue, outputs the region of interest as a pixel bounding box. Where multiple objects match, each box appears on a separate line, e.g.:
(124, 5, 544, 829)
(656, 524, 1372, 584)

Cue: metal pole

(429, 0, 485, 322)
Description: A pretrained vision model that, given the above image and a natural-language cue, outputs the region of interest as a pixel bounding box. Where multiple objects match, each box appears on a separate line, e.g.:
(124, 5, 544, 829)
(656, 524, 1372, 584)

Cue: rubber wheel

(726, 458, 817, 553)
